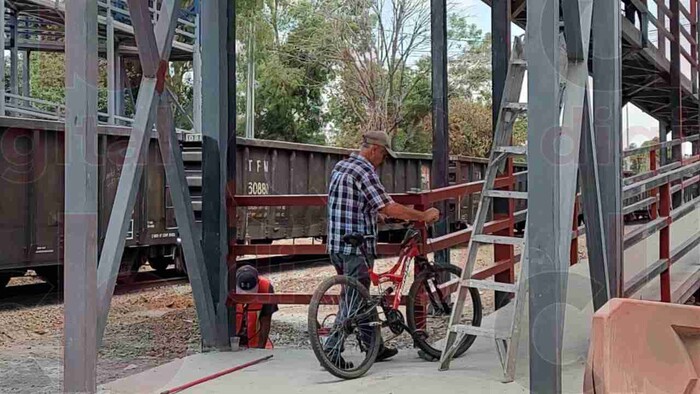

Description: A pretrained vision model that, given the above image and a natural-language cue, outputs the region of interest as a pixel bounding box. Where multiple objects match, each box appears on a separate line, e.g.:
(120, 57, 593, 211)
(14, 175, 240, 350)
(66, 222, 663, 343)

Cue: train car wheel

(36, 266, 64, 290)
(149, 257, 172, 273)
(174, 249, 188, 275)
(0, 274, 10, 290)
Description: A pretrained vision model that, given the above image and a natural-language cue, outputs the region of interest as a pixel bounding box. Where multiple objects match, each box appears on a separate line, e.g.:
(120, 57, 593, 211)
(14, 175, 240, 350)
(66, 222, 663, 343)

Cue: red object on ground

(159, 354, 273, 394)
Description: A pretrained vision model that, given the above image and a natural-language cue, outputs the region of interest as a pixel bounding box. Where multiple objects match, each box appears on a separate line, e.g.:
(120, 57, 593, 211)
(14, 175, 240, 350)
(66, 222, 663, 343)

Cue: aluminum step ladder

(437, 36, 531, 382)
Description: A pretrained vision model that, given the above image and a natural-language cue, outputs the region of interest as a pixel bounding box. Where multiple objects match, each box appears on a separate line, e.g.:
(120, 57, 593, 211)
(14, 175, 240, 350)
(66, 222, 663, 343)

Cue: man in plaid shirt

(325, 130, 439, 368)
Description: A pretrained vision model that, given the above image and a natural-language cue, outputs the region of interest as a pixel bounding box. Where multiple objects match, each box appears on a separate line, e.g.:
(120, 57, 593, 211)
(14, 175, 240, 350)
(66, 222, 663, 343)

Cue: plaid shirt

(327, 153, 393, 256)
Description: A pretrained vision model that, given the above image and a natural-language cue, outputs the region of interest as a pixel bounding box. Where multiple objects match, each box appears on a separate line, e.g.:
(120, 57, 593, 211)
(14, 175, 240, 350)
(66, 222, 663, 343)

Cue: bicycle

(308, 222, 483, 379)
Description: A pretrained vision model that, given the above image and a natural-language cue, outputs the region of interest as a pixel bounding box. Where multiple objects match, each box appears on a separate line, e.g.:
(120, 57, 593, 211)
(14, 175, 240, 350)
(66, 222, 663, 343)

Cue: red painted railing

(228, 172, 524, 305)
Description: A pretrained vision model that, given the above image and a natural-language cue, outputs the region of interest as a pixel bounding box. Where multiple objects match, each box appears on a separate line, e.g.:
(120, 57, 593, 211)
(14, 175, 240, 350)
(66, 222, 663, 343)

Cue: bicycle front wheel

(308, 275, 382, 379)
(407, 264, 482, 360)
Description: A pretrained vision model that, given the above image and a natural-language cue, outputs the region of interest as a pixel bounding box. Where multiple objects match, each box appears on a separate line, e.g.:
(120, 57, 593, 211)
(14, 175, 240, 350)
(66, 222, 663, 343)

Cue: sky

(455, 0, 693, 154)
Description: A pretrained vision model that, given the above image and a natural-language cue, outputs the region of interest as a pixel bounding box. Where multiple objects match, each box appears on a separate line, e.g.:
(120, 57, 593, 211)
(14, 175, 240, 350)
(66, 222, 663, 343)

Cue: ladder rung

(494, 146, 527, 155)
(472, 235, 525, 246)
(187, 176, 202, 187)
(463, 279, 517, 293)
(483, 190, 528, 200)
(451, 325, 511, 340)
(503, 102, 527, 112)
(182, 151, 202, 162)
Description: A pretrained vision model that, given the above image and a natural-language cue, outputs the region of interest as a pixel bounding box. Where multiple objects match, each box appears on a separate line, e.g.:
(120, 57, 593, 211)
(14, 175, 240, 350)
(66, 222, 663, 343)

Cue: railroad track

(0, 270, 188, 310)
(0, 254, 329, 310)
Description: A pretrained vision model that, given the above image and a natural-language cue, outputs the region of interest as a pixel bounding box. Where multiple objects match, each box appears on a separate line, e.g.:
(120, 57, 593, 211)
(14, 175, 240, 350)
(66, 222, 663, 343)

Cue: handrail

(623, 134, 700, 157)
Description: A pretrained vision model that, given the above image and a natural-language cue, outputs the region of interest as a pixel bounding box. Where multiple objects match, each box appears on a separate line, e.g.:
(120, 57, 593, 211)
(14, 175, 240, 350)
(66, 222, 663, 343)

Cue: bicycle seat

(342, 233, 374, 247)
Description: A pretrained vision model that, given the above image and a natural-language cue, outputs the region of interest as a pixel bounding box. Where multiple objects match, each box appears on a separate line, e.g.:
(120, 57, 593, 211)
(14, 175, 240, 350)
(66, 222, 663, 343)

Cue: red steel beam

(227, 293, 407, 305)
(233, 243, 404, 256)
(473, 255, 521, 280)
(424, 217, 512, 253)
(659, 183, 672, 302)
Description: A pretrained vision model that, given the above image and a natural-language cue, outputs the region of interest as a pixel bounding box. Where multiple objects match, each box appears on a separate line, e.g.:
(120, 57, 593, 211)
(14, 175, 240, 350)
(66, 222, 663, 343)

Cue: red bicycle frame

(368, 237, 422, 310)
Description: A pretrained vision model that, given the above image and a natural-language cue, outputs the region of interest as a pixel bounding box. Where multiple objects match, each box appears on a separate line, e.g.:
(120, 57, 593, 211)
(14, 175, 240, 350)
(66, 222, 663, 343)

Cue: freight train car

(181, 137, 527, 243)
(0, 118, 180, 288)
(0, 118, 526, 289)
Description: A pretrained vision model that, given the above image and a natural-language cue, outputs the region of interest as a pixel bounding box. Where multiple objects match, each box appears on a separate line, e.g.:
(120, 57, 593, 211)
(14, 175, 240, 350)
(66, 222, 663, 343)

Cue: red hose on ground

(160, 354, 273, 394)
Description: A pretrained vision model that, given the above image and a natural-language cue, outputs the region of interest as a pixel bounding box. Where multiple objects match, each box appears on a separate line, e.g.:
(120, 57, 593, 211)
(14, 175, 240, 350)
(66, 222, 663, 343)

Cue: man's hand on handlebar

(379, 202, 441, 224)
(421, 207, 440, 224)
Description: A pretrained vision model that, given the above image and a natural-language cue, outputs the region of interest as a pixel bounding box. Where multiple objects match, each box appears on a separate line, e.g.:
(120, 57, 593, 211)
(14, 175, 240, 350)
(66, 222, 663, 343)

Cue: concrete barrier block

(584, 298, 700, 393)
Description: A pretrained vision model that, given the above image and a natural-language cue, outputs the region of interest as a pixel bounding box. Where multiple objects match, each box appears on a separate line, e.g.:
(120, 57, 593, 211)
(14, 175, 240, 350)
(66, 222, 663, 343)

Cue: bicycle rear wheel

(308, 275, 382, 379)
(406, 264, 482, 360)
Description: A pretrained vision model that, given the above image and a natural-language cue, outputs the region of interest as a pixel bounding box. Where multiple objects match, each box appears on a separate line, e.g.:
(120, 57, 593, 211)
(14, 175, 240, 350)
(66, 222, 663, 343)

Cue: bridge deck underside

(496, 1, 700, 137)
(5, 0, 194, 60)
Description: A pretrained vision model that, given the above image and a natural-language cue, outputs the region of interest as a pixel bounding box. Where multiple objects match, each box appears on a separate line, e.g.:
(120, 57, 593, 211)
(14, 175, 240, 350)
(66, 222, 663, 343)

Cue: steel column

(193, 4, 202, 134)
(670, 0, 683, 207)
(63, 0, 98, 391)
(491, 0, 514, 309)
(593, 0, 624, 298)
(0, 0, 5, 115)
(107, 2, 116, 124)
(200, 0, 234, 349)
(431, 0, 450, 267)
(22, 51, 30, 97)
(526, 0, 587, 393)
(96, 0, 183, 345)
(526, 0, 563, 389)
(226, 0, 238, 335)
(115, 54, 125, 119)
(660, 121, 669, 165)
(9, 12, 18, 97)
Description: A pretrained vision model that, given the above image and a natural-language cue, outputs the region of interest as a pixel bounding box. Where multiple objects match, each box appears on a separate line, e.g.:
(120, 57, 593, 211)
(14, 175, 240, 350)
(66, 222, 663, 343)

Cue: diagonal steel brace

(96, 0, 217, 346)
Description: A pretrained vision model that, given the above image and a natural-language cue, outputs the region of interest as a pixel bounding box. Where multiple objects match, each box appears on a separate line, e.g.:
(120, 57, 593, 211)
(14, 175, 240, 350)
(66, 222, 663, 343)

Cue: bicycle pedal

(368, 322, 382, 327)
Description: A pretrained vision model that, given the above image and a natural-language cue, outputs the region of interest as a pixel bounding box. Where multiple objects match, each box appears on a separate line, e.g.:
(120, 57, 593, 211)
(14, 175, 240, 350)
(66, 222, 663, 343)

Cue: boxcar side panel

(31, 128, 64, 267)
(0, 128, 32, 269)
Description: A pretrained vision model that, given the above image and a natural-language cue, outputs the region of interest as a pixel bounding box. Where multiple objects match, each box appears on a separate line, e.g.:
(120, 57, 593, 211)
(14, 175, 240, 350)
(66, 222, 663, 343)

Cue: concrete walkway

(101, 262, 595, 394)
(101, 211, 700, 394)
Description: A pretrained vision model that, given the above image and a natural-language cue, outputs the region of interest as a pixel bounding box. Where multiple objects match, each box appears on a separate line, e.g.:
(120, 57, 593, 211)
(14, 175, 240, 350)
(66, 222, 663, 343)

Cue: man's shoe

(376, 345, 398, 361)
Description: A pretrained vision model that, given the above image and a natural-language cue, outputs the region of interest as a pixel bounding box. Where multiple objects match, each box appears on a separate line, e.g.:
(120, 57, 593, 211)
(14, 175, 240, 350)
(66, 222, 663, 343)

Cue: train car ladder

(438, 36, 534, 382)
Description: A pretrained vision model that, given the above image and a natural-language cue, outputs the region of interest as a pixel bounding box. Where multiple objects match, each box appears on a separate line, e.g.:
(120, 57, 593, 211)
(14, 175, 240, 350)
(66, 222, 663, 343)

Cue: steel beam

(431, 0, 450, 267)
(200, 0, 233, 349)
(579, 94, 612, 310)
(526, 0, 563, 389)
(155, 95, 217, 343)
(593, 0, 624, 298)
(63, 0, 98, 392)
(96, 0, 182, 345)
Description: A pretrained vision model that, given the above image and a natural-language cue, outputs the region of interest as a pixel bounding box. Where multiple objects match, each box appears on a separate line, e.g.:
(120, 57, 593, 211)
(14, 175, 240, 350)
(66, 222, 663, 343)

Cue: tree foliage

(22, 0, 522, 159)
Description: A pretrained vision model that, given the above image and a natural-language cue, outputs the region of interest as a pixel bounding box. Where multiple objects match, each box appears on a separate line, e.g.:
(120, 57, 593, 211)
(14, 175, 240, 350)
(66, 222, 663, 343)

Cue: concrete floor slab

(100, 214, 699, 394)
(101, 262, 595, 394)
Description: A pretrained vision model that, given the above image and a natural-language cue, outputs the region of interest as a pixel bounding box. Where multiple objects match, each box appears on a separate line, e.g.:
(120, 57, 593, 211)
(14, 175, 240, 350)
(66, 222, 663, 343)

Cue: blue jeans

(323, 253, 380, 356)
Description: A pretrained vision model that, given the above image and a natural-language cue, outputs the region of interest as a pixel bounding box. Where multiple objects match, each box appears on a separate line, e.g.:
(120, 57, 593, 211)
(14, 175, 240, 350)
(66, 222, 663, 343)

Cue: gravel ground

(0, 239, 588, 393)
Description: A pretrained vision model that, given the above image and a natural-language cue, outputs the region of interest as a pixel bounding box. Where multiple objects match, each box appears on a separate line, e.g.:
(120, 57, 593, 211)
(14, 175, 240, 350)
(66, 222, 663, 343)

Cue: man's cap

(363, 130, 397, 158)
(236, 265, 259, 293)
